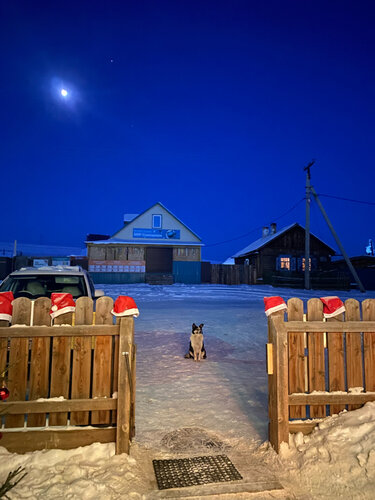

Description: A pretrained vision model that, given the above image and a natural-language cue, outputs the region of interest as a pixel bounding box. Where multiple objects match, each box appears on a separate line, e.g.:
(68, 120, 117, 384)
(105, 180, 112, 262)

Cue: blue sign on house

(133, 228, 180, 239)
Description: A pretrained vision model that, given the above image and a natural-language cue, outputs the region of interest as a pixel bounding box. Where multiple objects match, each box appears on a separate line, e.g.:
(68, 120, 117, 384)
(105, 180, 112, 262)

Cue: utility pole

(311, 187, 365, 293)
(304, 160, 315, 290)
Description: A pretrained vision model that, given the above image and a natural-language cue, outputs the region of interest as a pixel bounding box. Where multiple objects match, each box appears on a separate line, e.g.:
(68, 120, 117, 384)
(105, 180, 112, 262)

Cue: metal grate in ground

(152, 454, 243, 490)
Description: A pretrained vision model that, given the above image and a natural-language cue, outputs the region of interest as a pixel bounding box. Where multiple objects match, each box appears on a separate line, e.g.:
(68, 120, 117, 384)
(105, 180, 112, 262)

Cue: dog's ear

(192, 323, 197, 329)
(199, 323, 204, 328)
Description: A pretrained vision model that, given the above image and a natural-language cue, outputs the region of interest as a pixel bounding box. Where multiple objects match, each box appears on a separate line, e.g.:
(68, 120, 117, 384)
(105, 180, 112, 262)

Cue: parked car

(0, 266, 104, 300)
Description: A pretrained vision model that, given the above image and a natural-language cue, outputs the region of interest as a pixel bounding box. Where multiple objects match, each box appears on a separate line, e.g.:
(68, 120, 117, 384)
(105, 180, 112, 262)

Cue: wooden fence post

(287, 298, 306, 419)
(268, 313, 289, 452)
(116, 316, 134, 455)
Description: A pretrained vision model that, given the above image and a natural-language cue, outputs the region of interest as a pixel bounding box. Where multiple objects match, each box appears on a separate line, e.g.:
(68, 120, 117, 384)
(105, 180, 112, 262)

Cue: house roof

(111, 202, 202, 241)
(86, 238, 204, 247)
(232, 223, 336, 258)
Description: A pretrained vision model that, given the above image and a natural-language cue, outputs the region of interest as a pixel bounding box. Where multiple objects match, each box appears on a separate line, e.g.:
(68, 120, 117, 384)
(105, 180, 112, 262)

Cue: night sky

(1, 0, 374, 262)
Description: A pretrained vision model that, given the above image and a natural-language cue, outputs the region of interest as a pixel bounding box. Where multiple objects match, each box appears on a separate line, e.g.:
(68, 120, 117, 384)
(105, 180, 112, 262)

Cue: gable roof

(111, 202, 202, 241)
(232, 223, 336, 258)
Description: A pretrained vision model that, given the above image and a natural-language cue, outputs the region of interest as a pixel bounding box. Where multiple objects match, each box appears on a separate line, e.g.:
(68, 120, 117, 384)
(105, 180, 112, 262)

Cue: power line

(205, 197, 305, 248)
(317, 193, 375, 207)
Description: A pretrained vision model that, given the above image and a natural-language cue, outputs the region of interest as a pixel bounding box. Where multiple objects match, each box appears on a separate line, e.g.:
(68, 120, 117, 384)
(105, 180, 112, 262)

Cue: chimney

(262, 226, 269, 238)
(270, 223, 277, 235)
(123, 213, 138, 226)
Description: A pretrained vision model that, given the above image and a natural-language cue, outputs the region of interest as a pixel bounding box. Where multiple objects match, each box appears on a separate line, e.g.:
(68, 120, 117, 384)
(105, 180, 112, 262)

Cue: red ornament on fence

(0, 386, 10, 401)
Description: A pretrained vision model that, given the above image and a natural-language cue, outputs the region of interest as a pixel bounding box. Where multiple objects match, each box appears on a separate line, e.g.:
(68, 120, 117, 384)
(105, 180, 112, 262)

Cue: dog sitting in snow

(184, 323, 207, 361)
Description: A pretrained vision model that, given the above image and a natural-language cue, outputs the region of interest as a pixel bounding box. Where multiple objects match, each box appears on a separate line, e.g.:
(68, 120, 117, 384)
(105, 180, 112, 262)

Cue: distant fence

(0, 296, 135, 454)
(267, 298, 375, 452)
(205, 264, 254, 285)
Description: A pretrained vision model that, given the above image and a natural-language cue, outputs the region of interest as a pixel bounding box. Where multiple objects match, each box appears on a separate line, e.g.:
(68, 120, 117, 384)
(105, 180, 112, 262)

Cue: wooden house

(232, 223, 339, 287)
(87, 202, 203, 284)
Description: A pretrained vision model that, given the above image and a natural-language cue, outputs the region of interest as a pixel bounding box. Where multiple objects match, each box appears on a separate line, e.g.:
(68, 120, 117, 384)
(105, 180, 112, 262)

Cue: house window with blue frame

(152, 214, 162, 229)
(276, 255, 296, 271)
(297, 257, 317, 271)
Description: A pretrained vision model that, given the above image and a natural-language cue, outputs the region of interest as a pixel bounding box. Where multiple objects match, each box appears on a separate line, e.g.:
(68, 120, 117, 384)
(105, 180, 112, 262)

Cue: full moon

(60, 88, 68, 97)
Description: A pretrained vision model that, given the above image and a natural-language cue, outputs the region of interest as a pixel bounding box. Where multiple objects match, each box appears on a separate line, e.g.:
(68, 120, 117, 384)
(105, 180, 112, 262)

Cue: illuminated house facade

(232, 223, 335, 285)
(87, 202, 203, 284)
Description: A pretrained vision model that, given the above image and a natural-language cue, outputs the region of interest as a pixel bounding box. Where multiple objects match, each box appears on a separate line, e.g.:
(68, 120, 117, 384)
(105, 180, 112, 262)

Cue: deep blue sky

(1, 0, 374, 262)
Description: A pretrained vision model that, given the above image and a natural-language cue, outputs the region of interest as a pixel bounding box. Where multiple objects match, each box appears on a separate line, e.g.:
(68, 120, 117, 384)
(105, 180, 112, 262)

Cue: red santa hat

(0, 291, 14, 323)
(320, 296, 345, 318)
(264, 296, 287, 316)
(50, 293, 76, 319)
(111, 295, 139, 317)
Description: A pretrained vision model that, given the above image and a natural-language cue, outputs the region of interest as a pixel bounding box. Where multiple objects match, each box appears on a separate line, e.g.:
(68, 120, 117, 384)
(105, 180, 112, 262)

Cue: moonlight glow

(60, 88, 68, 97)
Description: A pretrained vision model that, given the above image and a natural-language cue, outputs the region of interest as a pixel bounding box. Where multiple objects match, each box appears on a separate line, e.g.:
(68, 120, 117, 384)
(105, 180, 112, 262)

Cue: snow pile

(280, 402, 375, 499)
(0, 442, 151, 499)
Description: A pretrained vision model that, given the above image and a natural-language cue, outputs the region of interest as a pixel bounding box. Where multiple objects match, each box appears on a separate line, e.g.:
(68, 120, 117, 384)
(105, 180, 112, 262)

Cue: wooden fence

(267, 298, 375, 452)
(209, 264, 254, 285)
(0, 296, 136, 455)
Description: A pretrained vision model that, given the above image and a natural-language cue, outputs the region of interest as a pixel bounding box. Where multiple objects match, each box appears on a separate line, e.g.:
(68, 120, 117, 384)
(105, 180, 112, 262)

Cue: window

(298, 257, 314, 271)
(280, 257, 290, 270)
(302, 258, 312, 271)
(152, 214, 162, 229)
(276, 255, 296, 271)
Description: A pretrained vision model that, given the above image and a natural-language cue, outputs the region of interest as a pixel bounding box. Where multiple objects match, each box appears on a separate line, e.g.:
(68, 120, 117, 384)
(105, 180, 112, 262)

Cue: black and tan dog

(184, 323, 207, 361)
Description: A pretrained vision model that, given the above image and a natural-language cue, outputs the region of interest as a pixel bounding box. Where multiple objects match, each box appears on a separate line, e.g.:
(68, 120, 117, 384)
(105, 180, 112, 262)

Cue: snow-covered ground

(2, 283, 375, 499)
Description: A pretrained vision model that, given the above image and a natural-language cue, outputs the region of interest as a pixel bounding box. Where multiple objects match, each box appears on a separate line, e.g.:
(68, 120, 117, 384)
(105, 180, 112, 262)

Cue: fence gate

(267, 298, 375, 452)
(0, 296, 136, 454)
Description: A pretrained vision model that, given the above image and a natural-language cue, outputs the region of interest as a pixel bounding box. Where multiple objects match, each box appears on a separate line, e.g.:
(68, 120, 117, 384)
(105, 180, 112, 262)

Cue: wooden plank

(307, 298, 326, 418)
(6, 298, 31, 428)
(267, 311, 284, 421)
(116, 317, 134, 454)
(286, 321, 375, 332)
(130, 343, 137, 439)
(92, 296, 114, 425)
(0, 324, 118, 338)
(1, 427, 116, 453)
(345, 299, 363, 410)
(268, 314, 289, 452)
(362, 299, 375, 392)
(112, 330, 119, 424)
(70, 297, 93, 425)
(289, 421, 321, 435)
(289, 393, 375, 405)
(287, 298, 305, 418)
(2, 398, 116, 414)
(327, 313, 346, 414)
(5, 321, 375, 337)
(0, 319, 9, 387)
(49, 312, 73, 426)
(28, 298, 51, 427)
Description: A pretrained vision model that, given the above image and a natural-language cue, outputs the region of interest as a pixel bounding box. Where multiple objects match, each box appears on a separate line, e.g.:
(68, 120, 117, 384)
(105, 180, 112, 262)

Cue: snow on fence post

(116, 316, 134, 455)
(268, 312, 289, 452)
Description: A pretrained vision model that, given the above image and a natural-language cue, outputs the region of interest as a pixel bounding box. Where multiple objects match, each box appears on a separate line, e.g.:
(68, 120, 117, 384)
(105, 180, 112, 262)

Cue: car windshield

(0, 275, 87, 299)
